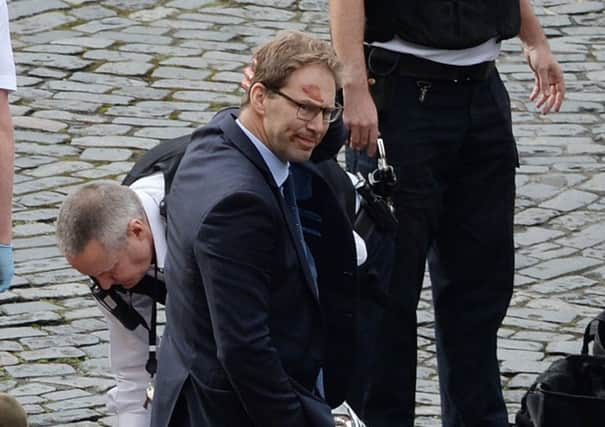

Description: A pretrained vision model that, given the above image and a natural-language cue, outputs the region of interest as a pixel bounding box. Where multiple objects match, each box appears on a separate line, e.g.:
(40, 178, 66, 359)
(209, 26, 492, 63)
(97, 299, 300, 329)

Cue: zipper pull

(143, 381, 154, 409)
(417, 81, 431, 103)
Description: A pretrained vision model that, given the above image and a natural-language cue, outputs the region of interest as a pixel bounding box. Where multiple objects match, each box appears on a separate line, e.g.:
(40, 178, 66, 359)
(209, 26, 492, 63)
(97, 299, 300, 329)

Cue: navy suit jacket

(151, 111, 358, 427)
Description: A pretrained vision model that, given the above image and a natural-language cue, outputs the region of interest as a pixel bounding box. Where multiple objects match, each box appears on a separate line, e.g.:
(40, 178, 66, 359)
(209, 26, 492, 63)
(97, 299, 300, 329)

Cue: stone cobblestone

(0, 0, 603, 426)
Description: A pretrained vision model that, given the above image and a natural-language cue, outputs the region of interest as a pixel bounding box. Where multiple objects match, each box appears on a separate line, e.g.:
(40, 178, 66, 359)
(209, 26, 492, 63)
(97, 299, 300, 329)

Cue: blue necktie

(282, 173, 318, 296)
(282, 173, 324, 397)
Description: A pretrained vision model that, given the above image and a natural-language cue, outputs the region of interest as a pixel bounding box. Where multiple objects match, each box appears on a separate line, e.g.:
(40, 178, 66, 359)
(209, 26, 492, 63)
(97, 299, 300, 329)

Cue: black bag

(515, 310, 605, 427)
(122, 132, 191, 218)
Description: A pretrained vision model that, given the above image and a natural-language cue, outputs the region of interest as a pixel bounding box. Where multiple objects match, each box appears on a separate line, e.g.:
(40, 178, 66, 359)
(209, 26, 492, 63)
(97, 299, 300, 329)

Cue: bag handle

(582, 309, 605, 355)
(593, 309, 605, 324)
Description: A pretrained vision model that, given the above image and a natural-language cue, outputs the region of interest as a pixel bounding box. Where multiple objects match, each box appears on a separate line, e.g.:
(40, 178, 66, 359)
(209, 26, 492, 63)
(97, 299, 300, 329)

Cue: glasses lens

(297, 104, 319, 121)
(294, 98, 343, 124)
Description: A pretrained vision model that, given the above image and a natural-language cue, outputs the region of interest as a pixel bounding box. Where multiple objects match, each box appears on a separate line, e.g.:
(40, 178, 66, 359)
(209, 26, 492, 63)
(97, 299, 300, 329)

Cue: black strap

(582, 309, 605, 355)
(130, 273, 167, 305)
(145, 264, 159, 378)
(89, 279, 150, 331)
(593, 309, 605, 324)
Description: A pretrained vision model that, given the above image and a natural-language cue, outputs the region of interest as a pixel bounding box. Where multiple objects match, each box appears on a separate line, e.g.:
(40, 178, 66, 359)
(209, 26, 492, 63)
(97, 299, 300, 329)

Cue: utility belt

(365, 45, 495, 81)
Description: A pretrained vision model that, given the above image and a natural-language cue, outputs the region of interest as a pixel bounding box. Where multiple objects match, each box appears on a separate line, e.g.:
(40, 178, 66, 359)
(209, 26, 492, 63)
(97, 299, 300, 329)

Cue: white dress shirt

(0, 0, 16, 92)
(237, 119, 367, 266)
(102, 173, 166, 427)
(371, 36, 501, 66)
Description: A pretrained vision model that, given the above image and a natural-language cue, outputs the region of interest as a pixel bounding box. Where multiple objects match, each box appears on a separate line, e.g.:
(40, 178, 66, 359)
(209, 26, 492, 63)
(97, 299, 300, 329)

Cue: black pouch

(352, 138, 398, 237)
(516, 310, 605, 427)
(354, 183, 398, 236)
(89, 278, 149, 331)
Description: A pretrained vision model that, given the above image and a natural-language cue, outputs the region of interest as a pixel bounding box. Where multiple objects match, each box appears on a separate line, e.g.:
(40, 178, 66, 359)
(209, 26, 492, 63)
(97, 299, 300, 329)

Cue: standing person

(329, 1, 565, 426)
(0, 0, 16, 292)
(152, 31, 358, 427)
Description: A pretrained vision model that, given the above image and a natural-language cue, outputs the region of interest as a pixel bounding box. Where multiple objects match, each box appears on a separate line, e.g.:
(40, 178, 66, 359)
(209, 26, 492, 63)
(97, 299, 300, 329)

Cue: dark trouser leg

(362, 71, 515, 427)
(430, 71, 515, 427)
(363, 74, 462, 427)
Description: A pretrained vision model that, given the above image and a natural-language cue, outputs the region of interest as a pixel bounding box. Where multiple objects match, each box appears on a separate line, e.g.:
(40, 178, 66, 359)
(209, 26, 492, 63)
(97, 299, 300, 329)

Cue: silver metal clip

(417, 81, 431, 103)
(376, 138, 388, 170)
(354, 172, 367, 191)
(143, 381, 154, 409)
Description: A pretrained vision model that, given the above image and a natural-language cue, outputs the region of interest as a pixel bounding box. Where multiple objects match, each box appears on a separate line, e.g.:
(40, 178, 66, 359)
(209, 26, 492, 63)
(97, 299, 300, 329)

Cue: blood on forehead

(302, 84, 324, 103)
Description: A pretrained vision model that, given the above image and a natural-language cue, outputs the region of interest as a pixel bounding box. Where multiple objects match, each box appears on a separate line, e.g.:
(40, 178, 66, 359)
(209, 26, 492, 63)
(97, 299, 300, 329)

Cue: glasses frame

(263, 84, 342, 124)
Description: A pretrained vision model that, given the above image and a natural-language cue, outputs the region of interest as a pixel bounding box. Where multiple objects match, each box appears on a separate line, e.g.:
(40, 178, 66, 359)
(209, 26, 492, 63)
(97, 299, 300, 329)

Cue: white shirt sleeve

(0, 0, 16, 92)
(345, 172, 368, 266)
(101, 294, 153, 427)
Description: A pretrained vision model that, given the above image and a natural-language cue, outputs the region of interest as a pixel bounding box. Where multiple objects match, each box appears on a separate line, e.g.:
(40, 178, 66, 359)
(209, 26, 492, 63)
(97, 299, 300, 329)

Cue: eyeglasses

(265, 85, 343, 123)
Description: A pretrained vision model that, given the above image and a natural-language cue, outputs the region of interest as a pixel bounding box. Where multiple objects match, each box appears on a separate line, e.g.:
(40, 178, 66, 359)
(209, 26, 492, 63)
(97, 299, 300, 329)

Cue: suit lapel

(219, 113, 275, 189)
(219, 114, 320, 303)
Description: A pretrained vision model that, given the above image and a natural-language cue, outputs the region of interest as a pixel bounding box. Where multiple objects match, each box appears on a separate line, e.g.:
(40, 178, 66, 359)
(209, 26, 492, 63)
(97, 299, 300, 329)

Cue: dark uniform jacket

(365, 0, 520, 48)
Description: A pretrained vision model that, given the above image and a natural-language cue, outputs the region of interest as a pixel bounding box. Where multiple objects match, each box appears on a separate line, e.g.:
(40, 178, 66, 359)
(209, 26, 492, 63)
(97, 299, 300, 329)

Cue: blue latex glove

(0, 243, 14, 292)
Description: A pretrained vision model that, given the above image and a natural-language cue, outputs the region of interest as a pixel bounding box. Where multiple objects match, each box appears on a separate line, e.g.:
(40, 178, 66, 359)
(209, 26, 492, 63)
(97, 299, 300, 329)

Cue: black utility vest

(365, 0, 521, 50)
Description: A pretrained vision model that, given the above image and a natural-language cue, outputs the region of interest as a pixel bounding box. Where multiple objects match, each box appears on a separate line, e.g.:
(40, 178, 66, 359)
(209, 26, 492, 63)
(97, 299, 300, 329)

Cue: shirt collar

(132, 174, 166, 270)
(236, 119, 289, 188)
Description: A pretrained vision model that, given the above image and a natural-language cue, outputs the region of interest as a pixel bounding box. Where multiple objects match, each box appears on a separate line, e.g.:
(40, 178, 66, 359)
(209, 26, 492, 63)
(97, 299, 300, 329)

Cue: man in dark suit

(151, 30, 358, 427)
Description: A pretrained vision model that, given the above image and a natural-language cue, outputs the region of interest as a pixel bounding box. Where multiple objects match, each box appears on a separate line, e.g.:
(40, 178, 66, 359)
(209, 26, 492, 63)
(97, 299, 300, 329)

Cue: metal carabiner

(376, 138, 388, 170)
(368, 137, 398, 202)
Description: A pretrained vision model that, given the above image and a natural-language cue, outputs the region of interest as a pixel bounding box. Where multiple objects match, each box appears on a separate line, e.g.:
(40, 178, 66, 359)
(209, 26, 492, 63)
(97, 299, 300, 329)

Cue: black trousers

(347, 68, 516, 427)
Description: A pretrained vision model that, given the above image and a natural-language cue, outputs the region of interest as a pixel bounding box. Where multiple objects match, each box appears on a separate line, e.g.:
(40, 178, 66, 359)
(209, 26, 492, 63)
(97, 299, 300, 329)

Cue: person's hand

(0, 243, 14, 292)
(241, 58, 257, 91)
(342, 81, 379, 156)
(524, 43, 565, 114)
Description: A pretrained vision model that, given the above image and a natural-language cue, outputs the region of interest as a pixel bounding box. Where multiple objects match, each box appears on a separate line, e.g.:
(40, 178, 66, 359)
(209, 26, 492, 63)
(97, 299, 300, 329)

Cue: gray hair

(56, 182, 146, 257)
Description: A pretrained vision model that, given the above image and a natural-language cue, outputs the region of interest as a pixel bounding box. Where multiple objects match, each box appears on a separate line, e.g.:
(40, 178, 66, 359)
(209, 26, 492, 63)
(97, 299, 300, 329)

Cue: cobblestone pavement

(0, 0, 603, 426)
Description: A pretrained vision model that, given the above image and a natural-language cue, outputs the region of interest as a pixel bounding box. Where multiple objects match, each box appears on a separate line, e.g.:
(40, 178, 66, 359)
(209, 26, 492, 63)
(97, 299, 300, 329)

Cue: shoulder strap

(123, 133, 193, 220)
(593, 309, 605, 324)
(122, 133, 192, 187)
(89, 279, 150, 331)
(90, 273, 162, 383)
(130, 272, 167, 305)
(144, 265, 160, 380)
